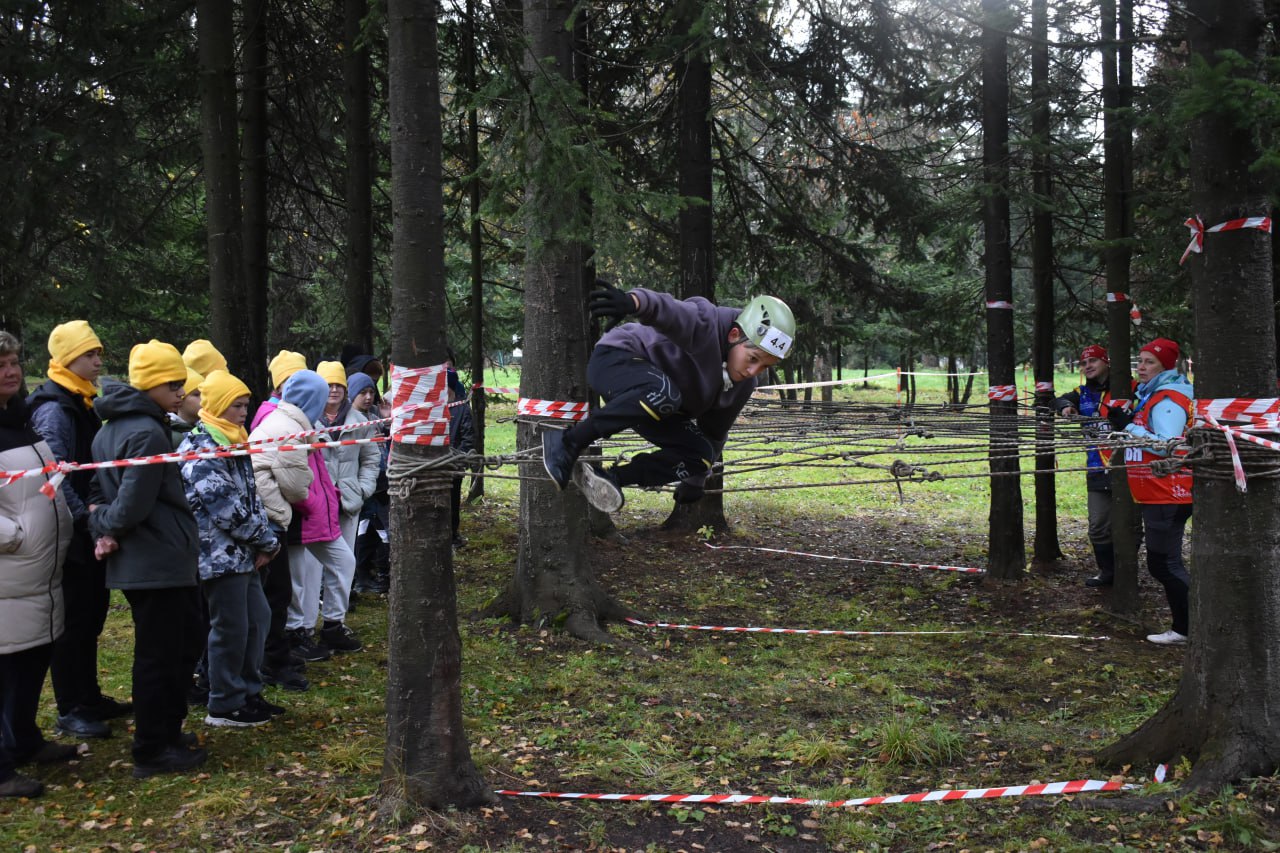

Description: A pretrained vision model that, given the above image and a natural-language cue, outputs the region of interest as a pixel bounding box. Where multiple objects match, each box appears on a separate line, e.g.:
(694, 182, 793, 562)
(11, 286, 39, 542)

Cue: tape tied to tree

(518, 398, 590, 420)
(1180, 214, 1272, 265)
(985, 300, 1013, 310)
(388, 363, 450, 446)
(987, 384, 1018, 402)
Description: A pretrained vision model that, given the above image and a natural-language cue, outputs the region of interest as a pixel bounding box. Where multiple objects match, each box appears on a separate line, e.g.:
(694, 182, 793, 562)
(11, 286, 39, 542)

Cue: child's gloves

(1107, 405, 1134, 431)
(589, 280, 635, 330)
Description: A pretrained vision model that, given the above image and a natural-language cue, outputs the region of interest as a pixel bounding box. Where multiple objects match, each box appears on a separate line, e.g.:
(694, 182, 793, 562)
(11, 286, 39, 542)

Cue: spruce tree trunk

(980, 0, 1025, 580)
(238, 0, 270, 397)
(344, 0, 375, 353)
(198, 0, 250, 377)
(382, 0, 488, 809)
(484, 0, 639, 642)
(463, 0, 486, 502)
(1029, 0, 1061, 567)
(1099, 0, 1280, 789)
(662, 2, 728, 535)
(1101, 0, 1141, 616)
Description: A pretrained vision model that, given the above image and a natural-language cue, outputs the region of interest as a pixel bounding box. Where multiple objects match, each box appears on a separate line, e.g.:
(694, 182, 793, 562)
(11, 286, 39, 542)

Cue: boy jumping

(542, 281, 795, 512)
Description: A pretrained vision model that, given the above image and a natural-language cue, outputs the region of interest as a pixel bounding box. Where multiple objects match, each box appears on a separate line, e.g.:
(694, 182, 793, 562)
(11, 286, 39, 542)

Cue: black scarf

(0, 394, 40, 453)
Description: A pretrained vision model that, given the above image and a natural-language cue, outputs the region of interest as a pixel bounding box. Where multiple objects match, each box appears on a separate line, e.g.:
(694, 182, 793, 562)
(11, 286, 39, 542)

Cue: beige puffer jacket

(0, 438, 72, 653)
(248, 401, 315, 529)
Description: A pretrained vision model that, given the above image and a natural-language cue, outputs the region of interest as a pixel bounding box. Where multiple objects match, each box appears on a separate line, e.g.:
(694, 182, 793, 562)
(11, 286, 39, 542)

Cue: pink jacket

(294, 448, 341, 544)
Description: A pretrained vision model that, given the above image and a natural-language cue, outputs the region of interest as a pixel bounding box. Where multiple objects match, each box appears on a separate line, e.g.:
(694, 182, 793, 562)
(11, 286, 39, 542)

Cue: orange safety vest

(1122, 386, 1193, 505)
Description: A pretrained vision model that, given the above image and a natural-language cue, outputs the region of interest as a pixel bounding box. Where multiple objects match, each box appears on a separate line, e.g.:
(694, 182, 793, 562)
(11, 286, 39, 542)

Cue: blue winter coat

(178, 426, 278, 581)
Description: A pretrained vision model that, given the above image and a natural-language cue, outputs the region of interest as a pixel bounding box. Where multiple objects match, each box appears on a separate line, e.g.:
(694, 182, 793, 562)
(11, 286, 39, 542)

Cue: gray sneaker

(575, 465, 625, 513)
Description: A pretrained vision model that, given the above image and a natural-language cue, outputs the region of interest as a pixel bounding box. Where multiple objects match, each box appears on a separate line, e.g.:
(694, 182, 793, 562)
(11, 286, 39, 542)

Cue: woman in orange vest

(1107, 338, 1193, 646)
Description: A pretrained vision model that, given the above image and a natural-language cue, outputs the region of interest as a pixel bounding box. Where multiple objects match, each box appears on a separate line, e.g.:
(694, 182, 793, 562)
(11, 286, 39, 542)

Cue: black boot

(1085, 543, 1115, 588)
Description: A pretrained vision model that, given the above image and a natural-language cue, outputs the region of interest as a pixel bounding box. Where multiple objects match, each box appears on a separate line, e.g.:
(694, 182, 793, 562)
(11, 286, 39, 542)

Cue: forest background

(4, 0, 1280, 848)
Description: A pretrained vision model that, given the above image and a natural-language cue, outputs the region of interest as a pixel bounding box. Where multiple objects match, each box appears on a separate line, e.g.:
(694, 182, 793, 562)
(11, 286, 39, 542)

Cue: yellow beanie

(47, 320, 103, 366)
(183, 368, 204, 396)
(269, 350, 307, 390)
(317, 360, 347, 388)
(198, 370, 251, 417)
(182, 339, 228, 377)
(129, 340, 188, 390)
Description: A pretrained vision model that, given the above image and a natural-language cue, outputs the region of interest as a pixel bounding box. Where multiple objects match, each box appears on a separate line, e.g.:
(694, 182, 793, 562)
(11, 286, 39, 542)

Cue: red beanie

(1140, 338, 1180, 371)
(1080, 344, 1108, 364)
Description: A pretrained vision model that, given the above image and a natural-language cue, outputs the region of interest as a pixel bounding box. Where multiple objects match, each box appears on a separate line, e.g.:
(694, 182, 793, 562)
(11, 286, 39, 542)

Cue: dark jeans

(565, 346, 716, 487)
(203, 571, 270, 714)
(0, 643, 54, 782)
(261, 541, 294, 671)
(355, 496, 389, 575)
(123, 586, 203, 762)
(1141, 503, 1193, 635)
(50, 533, 109, 715)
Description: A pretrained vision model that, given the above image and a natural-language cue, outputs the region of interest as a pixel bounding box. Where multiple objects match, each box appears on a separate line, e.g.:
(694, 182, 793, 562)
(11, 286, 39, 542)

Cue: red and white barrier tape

(625, 617, 1108, 641)
(475, 384, 520, 395)
(389, 364, 450, 445)
(498, 777, 1133, 808)
(1181, 214, 1272, 265)
(1034, 381, 1054, 394)
(518, 397, 590, 420)
(987, 384, 1018, 402)
(985, 300, 1013, 310)
(704, 542, 982, 574)
(1105, 291, 1128, 302)
(1197, 397, 1280, 429)
(4, 436, 396, 491)
(1200, 411, 1248, 493)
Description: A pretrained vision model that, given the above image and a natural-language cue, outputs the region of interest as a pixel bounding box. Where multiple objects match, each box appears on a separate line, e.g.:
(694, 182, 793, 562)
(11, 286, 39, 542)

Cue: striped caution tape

(518, 397, 590, 420)
(1181, 214, 1272, 264)
(1196, 397, 1280, 430)
(985, 300, 1013, 310)
(497, 777, 1134, 807)
(987, 384, 1018, 402)
(625, 617, 1108, 641)
(475, 384, 521, 395)
(389, 363, 450, 445)
(704, 542, 984, 574)
(2, 435, 393, 491)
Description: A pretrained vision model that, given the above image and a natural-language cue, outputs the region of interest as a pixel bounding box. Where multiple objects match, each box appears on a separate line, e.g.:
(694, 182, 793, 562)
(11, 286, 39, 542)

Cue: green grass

(3, 370, 1269, 851)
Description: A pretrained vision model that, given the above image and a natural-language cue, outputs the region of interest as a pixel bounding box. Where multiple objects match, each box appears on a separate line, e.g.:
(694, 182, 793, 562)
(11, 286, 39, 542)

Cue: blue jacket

(178, 427, 278, 582)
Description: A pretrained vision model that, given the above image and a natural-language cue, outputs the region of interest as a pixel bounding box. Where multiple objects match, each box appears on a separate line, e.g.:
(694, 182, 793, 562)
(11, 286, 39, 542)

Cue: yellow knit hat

(182, 339, 228, 377)
(268, 350, 307, 390)
(47, 320, 103, 366)
(129, 340, 188, 390)
(316, 360, 347, 388)
(198, 370, 251, 417)
(183, 368, 204, 396)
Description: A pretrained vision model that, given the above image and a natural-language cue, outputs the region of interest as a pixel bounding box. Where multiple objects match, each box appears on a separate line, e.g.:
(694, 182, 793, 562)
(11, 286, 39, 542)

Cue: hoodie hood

(282, 370, 328, 424)
(95, 378, 167, 423)
(347, 372, 375, 402)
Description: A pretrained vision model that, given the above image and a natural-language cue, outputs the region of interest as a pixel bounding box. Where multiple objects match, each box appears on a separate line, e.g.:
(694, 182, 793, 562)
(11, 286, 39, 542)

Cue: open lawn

(5, 375, 1277, 852)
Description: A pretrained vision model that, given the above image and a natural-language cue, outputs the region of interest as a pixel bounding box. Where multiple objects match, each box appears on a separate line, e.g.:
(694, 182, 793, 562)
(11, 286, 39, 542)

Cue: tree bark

(344, 0, 375, 354)
(463, 0, 487, 502)
(382, 0, 488, 809)
(1099, 0, 1280, 790)
(1029, 0, 1061, 567)
(198, 0, 250, 379)
(484, 0, 641, 643)
(238, 0, 270, 397)
(1101, 0, 1142, 616)
(662, 0, 729, 535)
(981, 0, 1025, 580)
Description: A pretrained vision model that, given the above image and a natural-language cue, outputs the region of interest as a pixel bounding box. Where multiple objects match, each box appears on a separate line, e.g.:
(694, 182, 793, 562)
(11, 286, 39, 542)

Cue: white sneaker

(574, 465, 625, 513)
(1146, 630, 1188, 645)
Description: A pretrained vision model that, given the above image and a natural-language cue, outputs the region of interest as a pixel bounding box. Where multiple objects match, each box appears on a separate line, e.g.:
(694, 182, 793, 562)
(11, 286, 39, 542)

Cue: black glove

(589, 279, 635, 330)
(673, 482, 705, 504)
(1107, 406, 1133, 431)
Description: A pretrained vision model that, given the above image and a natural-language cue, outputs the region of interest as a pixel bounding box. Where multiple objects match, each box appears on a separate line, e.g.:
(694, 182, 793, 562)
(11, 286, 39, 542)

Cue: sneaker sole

(575, 466, 625, 513)
(203, 714, 269, 728)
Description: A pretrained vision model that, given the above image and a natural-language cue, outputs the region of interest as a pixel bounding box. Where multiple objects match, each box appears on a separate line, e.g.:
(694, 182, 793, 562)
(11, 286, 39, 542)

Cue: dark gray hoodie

(88, 379, 199, 590)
